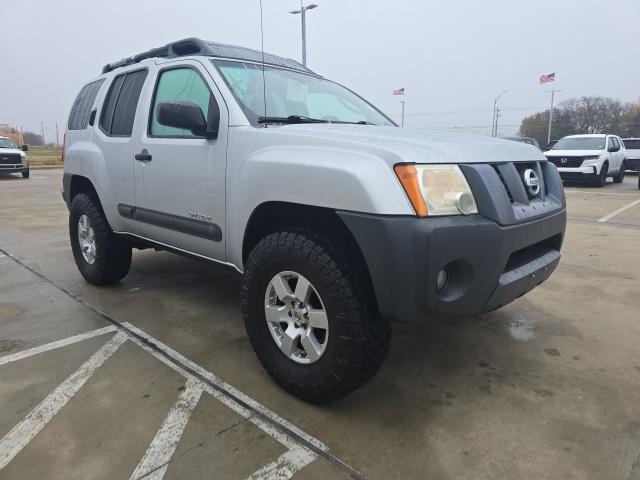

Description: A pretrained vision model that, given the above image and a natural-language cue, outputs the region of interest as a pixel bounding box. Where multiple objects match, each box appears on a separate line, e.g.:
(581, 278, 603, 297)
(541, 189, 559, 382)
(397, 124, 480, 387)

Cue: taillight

(61, 132, 67, 163)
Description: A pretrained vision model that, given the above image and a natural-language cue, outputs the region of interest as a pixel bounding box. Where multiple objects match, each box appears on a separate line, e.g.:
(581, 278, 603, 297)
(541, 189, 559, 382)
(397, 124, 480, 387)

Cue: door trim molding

(118, 204, 222, 241)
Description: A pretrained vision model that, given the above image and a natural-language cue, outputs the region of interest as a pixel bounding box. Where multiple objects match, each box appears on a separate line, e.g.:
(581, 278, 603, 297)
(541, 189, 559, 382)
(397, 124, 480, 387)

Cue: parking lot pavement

(1, 170, 640, 479)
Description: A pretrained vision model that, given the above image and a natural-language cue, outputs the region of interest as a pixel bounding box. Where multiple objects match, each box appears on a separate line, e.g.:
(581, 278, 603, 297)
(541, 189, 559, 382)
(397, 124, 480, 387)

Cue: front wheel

(613, 161, 626, 184)
(593, 162, 608, 187)
(22, 168, 29, 179)
(241, 230, 391, 403)
(69, 193, 132, 285)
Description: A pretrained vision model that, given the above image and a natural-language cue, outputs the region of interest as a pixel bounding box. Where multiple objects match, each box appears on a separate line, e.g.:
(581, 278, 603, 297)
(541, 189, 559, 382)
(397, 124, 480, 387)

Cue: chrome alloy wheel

(264, 271, 329, 364)
(77, 214, 97, 264)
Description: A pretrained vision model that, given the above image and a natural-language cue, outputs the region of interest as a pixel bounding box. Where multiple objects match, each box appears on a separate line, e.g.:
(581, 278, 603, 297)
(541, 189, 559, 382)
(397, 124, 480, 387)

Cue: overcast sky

(1, 0, 638, 141)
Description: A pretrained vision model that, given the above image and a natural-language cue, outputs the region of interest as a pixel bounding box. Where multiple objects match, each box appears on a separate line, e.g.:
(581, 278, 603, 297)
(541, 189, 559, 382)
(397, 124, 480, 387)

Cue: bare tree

(520, 96, 640, 146)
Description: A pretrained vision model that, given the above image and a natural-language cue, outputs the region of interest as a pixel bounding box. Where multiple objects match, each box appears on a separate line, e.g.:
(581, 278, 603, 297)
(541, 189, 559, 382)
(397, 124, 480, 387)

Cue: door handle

(135, 149, 152, 162)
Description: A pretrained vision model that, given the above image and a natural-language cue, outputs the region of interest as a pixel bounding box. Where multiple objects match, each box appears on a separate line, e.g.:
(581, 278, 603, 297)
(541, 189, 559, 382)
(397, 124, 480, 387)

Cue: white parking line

(130, 378, 204, 480)
(248, 447, 317, 480)
(0, 326, 117, 367)
(0, 242, 363, 479)
(122, 322, 328, 453)
(123, 323, 321, 479)
(597, 198, 640, 223)
(0, 332, 127, 470)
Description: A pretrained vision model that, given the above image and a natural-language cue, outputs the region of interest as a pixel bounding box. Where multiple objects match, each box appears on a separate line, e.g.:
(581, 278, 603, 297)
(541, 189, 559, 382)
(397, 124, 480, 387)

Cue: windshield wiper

(258, 115, 328, 124)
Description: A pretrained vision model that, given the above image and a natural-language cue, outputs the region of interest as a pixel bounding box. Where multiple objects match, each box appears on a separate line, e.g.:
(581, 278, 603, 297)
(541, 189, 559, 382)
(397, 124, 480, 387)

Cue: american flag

(539, 72, 555, 84)
(393, 87, 405, 96)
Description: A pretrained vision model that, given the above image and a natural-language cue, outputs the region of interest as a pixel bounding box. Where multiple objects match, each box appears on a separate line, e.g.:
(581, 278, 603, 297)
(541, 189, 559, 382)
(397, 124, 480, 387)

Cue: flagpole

(401, 99, 405, 127)
(547, 79, 556, 146)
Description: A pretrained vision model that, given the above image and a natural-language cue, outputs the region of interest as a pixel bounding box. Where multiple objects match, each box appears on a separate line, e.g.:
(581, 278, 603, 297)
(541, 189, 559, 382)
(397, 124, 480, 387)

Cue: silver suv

(62, 38, 567, 402)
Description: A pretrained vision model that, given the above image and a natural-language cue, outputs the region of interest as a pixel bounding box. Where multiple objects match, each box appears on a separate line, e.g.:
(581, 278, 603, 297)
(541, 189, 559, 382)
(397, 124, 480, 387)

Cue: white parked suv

(622, 138, 640, 173)
(62, 38, 567, 402)
(545, 134, 626, 187)
(0, 136, 29, 178)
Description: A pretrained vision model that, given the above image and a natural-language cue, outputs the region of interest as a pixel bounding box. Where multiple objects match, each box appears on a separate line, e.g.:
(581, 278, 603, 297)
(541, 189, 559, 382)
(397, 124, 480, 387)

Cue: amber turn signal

(394, 164, 428, 217)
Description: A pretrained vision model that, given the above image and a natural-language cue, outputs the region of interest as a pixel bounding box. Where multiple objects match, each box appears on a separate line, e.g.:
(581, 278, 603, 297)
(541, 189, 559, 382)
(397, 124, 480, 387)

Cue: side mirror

(21, 144, 29, 152)
(156, 101, 217, 139)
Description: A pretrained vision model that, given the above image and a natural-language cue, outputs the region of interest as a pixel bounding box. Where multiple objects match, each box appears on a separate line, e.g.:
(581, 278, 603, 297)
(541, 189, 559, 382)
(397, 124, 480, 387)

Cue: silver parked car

(62, 38, 566, 402)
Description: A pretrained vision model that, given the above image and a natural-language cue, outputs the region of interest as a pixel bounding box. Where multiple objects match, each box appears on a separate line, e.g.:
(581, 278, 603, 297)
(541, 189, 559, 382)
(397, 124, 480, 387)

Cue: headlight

(582, 155, 600, 161)
(394, 164, 478, 217)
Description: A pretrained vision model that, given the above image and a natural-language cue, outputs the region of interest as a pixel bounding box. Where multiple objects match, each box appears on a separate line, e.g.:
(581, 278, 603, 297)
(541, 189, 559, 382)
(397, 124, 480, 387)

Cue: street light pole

(545, 86, 563, 147)
(492, 90, 507, 137)
(290, 3, 318, 67)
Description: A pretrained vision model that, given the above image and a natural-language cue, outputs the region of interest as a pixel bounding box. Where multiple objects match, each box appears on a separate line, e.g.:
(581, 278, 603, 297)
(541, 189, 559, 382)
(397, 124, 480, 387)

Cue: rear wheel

(69, 193, 132, 285)
(241, 230, 391, 403)
(613, 161, 626, 184)
(594, 162, 608, 187)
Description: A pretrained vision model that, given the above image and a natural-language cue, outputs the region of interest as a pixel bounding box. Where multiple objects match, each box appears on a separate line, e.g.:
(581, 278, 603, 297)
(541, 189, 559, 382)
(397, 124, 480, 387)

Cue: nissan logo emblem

(523, 169, 540, 196)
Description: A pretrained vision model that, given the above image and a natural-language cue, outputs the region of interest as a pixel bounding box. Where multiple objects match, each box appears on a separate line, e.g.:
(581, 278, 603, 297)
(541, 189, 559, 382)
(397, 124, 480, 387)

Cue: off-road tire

(22, 169, 29, 179)
(241, 229, 392, 403)
(613, 161, 625, 184)
(69, 193, 132, 285)
(594, 162, 608, 187)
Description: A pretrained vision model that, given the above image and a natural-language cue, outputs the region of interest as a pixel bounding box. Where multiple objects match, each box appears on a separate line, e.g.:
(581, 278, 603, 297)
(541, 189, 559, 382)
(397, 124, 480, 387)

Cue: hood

(545, 149, 602, 157)
(260, 124, 545, 165)
(0, 148, 25, 156)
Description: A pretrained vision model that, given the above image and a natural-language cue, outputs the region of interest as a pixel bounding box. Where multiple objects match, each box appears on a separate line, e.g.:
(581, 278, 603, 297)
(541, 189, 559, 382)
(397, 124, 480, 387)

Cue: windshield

(213, 59, 394, 126)
(552, 137, 606, 151)
(623, 139, 640, 150)
(0, 138, 18, 149)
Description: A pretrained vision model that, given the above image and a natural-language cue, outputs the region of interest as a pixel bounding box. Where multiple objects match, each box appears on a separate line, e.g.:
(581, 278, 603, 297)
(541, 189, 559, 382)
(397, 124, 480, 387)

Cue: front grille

(513, 162, 540, 199)
(0, 153, 21, 165)
(461, 160, 564, 225)
(491, 165, 513, 202)
(492, 161, 543, 203)
(546, 156, 583, 168)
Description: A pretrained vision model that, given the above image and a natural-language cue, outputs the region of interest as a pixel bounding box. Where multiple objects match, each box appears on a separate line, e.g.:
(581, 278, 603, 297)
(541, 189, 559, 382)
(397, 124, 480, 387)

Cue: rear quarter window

(99, 69, 148, 137)
(68, 79, 105, 130)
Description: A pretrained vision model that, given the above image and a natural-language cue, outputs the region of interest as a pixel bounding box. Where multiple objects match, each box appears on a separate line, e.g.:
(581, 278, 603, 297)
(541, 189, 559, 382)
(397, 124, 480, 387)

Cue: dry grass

(27, 146, 63, 167)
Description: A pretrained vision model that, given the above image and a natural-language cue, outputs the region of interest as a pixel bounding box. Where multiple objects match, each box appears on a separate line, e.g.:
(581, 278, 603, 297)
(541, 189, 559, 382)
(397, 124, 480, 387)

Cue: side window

(150, 68, 213, 137)
(99, 70, 148, 137)
(608, 137, 615, 150)
(68, 79, 105, 130)
(100, 74, 125, 134)
(613, 137, 620, 149)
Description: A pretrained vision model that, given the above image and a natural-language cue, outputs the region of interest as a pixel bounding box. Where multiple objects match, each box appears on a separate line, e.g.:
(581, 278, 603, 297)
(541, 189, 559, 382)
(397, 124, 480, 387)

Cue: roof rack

(102, 37, 313, 74)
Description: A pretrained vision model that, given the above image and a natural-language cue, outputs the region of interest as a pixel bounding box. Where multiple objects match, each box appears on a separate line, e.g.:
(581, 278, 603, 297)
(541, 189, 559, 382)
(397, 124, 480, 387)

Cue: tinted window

(100, 70, 148, 136)
(150, 68, 213, 137)
(623, 139, 640, 150)
(68, 79, 104, 130)
(612, 137, 620, 149)
(100, 74, 125, 134)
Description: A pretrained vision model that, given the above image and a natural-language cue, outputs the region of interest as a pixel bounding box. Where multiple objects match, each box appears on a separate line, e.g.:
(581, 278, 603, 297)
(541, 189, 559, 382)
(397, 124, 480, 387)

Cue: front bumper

(627, 158, 640, 172)
(338, 209, 566, 323)
(0, 164, 27, 173)
(557, 166, 598, 179)
(558, 165, 599, 177)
